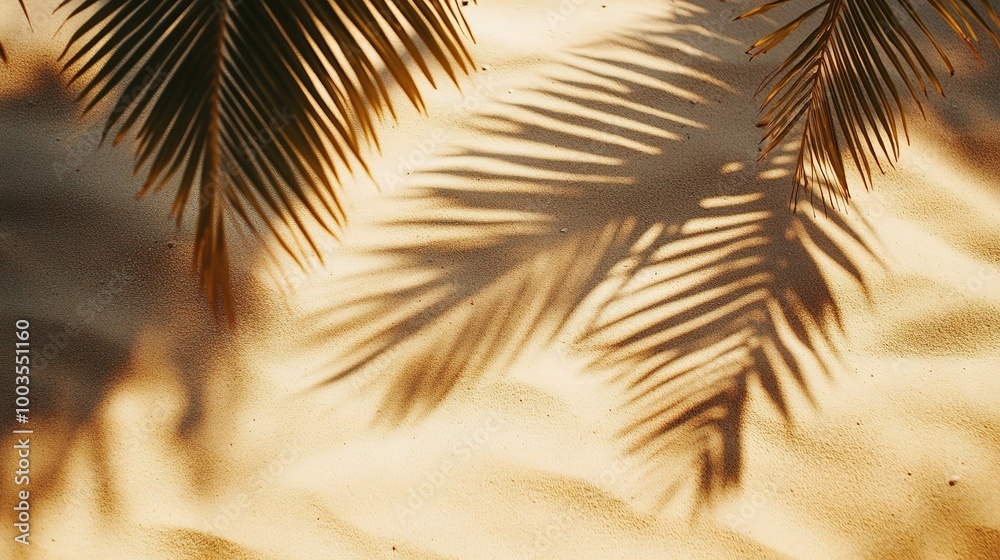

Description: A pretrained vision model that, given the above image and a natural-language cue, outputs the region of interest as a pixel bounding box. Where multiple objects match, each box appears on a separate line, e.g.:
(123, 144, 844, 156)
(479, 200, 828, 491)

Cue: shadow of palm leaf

(304, 194, 629, 420)
(0, 66, 264, 516)
(307, 0, 882, 505)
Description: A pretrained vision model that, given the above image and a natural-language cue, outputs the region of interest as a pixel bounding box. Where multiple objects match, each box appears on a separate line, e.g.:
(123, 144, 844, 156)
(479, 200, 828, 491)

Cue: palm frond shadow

(0, 67, 260, 515)
(307, 1, 882, 506)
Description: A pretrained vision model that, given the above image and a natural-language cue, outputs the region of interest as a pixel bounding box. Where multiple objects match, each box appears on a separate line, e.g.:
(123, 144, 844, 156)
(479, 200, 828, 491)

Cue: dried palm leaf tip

(740, 0, 1000, 210)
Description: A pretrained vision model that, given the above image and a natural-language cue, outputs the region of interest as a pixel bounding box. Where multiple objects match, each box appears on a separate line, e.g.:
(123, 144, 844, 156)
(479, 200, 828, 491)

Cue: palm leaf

(1, 0, 30, 63)
(56, 0, 473, 319)
(740, 0, 1000, 208)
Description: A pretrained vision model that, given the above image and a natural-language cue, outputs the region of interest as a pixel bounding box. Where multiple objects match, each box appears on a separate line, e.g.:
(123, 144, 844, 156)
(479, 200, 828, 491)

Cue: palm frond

(57, 0, 473, 319)
(740, 0, 1000, 208)
(1, 0, 30, 64)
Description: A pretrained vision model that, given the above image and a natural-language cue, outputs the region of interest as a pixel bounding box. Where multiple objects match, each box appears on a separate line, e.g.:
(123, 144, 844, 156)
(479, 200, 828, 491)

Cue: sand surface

(2, 0, 1000, 558)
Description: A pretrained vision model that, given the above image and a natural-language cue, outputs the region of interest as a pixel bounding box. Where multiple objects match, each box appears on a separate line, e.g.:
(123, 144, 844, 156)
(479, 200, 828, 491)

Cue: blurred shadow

(306, 0, 881, 508)
(0, 63, 254, 515)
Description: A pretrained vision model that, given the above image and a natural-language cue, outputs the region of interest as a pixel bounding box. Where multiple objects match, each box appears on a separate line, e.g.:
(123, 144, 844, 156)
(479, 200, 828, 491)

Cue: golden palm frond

(57, 0, 473, 319)
(740, 0, 1000, 208)
(0, 0, 30, 63)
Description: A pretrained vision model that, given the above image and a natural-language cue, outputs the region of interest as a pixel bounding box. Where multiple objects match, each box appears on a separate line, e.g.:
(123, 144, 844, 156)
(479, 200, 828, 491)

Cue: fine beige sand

(2, 0, 1000, 558)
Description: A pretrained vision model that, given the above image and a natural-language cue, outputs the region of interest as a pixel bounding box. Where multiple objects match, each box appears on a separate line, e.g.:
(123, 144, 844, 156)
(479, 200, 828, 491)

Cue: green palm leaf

(0, 0, 30, 63)
(57, 0, 473, 319)
(740, 0, 1000, 207)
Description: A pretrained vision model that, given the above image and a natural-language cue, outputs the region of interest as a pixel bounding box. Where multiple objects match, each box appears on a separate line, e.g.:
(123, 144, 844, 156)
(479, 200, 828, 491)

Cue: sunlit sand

(2, 0, 999, 558)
